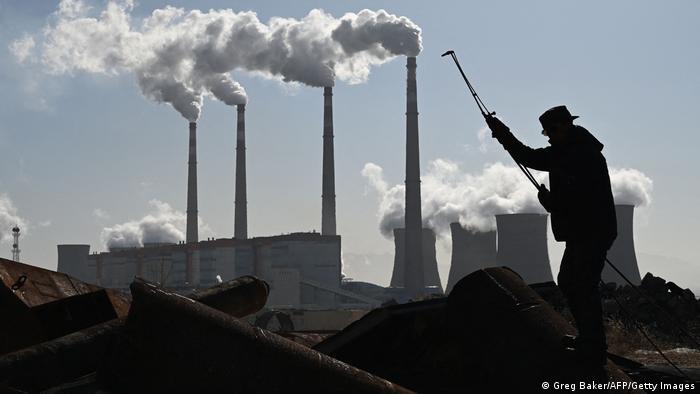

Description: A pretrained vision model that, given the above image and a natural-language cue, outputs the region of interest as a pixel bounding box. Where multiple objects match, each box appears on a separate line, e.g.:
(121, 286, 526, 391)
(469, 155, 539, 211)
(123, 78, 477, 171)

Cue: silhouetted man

(487, 106, 617, 365)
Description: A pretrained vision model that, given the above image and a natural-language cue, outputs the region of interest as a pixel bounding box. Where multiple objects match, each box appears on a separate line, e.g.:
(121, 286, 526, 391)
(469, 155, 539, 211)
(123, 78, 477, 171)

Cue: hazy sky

(1, 1, 698, 292)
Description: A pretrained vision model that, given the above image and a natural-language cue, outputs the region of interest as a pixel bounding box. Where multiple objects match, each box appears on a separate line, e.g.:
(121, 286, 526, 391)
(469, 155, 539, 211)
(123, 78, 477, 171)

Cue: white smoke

(203, 74, 247, 106)
(331, 9, 422, 83)
(92, 208, 110, 220)
(364, 161, 655, 238)
(610, 168, 653, 206)
(12, 1, 422, 118)
(362, 160, 546, 237)
(0, 194, 28, 245)
(332, 9, 422, 57)
(361, 163, 405, 237)
(100, 199, 210, 250)
(9, 34, 35, 63)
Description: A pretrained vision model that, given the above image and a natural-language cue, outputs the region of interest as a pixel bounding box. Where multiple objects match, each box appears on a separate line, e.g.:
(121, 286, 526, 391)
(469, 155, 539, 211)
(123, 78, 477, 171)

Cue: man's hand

(485, 115, 510, 140)
(537, 184, 552, 212)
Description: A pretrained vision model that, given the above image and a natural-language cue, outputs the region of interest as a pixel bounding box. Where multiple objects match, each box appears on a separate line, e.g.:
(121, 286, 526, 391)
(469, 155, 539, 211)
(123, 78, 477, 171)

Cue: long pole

(442, 50, 541, 191)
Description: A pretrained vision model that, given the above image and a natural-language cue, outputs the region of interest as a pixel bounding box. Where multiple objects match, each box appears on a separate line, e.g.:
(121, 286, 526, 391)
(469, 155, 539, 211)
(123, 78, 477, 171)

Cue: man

(486, 106, 617, 365)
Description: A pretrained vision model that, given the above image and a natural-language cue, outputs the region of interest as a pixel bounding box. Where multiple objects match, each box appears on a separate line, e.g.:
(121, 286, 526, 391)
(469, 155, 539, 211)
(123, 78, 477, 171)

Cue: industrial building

(495, 213, 554, 284)
(443, 214, 553, 291)
(56, 56, 436, 310)
(390, 228, 443, 294)
(446, 223, 497, 293)
(58, 233, 378, 310)
(446, 206, 644, 290)
(602, 204, 643, 286)
(55, 77, 365, 309)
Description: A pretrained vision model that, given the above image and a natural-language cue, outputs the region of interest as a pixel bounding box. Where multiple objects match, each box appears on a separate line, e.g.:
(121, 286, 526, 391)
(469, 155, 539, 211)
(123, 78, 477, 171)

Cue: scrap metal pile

(0, 257, 683, 393)
(0, 258, 410, 393)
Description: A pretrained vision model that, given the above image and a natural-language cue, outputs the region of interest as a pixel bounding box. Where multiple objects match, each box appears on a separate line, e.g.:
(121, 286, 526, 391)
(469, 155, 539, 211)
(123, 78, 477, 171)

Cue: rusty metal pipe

(0, 318, 124, 392)
(188, 275, 269, 317)
(100, 279, 413, 393)
(448, 267, 642, 392)
(0, 276, 270, 393)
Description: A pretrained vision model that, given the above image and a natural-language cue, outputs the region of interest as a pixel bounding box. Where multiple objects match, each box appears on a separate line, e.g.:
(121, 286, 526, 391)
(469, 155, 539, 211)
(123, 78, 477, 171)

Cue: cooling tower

(234, 104, 248, 239)
(57, 244, 91, 283)
(496, 213, 553, 284)
(186, 122, 198, 244)
(404, 56, 424, 297)
(602, 204, 642, 286)
(446, 223, 497, 293)
(321, 86, 337, 236)
(390, 228, 442, 293)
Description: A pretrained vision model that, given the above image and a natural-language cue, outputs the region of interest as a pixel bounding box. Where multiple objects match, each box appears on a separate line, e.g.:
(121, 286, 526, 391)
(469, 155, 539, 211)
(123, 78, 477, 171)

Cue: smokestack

(321, 86, 337, 236)
(602, 204, 642, 285)
(446, 223, 497, 293)
(404, 56, 424, 297)
(186, 122, 198, 244)
(186, 245, 200, 288)
(234, 104, 248, 239)
(390, 227, 442, 292)
(496, 214, 553, 284)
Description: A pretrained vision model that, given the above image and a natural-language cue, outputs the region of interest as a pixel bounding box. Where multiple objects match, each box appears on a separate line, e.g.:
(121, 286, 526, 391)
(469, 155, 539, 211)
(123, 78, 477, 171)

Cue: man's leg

(557, 243, 579, 322)
(573, 241, 607, 353)
(557, 240, 607, 362)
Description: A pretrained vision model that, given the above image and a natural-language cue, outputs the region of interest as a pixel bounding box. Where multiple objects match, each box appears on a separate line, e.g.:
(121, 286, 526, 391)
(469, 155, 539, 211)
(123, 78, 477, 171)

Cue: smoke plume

(364, 161, 655, 238)
(610, 168, 653, 206)
(12, 1, 421, 118)
(332, 9, 422, 57)
(363, 160, 547, 237)
(101, 199, 210, 250)
(0, 194, 27, 245)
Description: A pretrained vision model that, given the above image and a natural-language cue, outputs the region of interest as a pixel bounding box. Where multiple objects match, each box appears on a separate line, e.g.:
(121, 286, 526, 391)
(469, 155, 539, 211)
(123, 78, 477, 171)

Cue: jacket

(496, 125, 617, 247)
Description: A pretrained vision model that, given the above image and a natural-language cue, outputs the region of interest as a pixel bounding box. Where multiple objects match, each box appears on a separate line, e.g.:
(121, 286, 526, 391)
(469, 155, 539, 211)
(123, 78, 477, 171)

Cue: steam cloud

(363, 160, 547, 237)
(101, 199, 210, 250)
(12, 0, 422, 119)
(0, 194, 27, 244)
(610, 168, 653, 207)
(363, 161, 654, 238)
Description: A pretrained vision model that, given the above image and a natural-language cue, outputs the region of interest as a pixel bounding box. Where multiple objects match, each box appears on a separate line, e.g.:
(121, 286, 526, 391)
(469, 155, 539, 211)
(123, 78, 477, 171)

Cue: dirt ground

(606, 318, 700, 368)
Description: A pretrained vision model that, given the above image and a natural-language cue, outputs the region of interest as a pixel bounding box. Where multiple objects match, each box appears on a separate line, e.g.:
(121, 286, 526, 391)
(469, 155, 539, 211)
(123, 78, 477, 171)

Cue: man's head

(540, 105, 578, 145)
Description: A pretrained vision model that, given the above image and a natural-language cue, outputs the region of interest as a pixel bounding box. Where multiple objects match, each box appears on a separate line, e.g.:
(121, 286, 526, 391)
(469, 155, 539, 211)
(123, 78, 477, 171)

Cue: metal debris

(188, 275, 269, 317)
(316, 267, 645, 393)
(0, 258, 129, 355)
(98, 279, 413, 393)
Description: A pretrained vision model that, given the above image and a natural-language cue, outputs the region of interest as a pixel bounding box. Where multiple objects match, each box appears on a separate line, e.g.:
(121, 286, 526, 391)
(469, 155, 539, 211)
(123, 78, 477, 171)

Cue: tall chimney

(404, 56, 424, 297)
(446, 223, 497, 293)
(602, 204, 642, 285)
(321, 86, 337, 236)
(186, 122, 198, 244)
(390, 227, 443, 293)
(496, 213, 553, 284)
(234, 104, 248, 239)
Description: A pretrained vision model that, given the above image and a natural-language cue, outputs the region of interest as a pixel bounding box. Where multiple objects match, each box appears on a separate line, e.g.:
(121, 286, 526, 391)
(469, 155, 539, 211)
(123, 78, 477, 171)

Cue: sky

(0, 1, 698, 292)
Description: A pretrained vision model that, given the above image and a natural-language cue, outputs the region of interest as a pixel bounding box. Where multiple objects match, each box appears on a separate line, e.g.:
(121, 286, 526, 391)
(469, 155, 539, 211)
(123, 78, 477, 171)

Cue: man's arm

(486, 116, 551, 171)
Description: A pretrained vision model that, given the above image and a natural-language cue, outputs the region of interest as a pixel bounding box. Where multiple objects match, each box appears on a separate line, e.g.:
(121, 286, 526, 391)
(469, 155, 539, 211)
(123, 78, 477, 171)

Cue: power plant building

(390, 228, 443, 293)
(495, 213, 554, 284)
(601, 204, 643, 286)
(56, 244, 92, 284)
(57, 233, 375, 309)
(446, 223, 497, 293)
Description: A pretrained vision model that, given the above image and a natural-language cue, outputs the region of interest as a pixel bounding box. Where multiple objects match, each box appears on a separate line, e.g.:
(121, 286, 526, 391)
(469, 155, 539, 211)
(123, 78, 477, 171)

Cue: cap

(540, 105, 579, 135)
